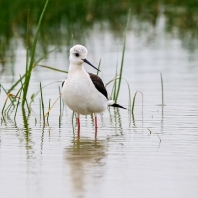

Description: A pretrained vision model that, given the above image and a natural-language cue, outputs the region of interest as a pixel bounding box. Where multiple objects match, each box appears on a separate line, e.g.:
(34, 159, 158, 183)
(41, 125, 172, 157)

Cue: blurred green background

(0, 0, 198, 60)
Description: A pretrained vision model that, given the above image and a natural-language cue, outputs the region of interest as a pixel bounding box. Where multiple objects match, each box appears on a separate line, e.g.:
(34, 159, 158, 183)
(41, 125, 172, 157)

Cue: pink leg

(76, 114, 80, 137)
(76, 117, 80, 128)
(94, 113, 98, 129)
(94, 114, 98, 138)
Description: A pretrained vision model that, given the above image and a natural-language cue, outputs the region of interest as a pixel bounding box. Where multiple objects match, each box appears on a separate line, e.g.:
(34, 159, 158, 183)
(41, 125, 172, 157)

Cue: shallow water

(1, 13, 198, 198)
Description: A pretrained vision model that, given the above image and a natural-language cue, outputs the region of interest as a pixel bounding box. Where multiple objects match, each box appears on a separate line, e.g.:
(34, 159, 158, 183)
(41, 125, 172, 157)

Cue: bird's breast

(62, 70, 107, 115)
(63, 74, 89, 100)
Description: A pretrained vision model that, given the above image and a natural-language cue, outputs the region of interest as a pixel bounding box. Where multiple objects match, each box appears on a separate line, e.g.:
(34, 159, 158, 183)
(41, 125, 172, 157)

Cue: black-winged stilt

(62, 44, 126, 133)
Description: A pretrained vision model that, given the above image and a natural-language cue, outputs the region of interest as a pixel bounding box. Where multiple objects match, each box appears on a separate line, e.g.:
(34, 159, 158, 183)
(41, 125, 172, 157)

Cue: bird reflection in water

(64, 136, 107, 198)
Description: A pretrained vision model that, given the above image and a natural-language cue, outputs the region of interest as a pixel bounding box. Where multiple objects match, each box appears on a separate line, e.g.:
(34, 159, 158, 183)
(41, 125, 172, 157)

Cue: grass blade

(29, 81, 62, 106)
(96, 59, 101, 76)
(47, 99, 51, 124)
(59, 86, 62, 117)
(19, 75, 30, 114)
(113, 62, 118, 100)
(14, 86, 23, 120)
(40, 82, 45, 123)
(1, 85, 15, 114)
(37, 65, 68, 73)
(22, 0, 49, 107)
(44, 95, 61, 118)
(25, 9, 30, 76)
(34, 47, 59, 66)
(131, 90, 143, 127)
(8, 47, 59, 94)
(131, 91, 137, 115)
(131, 91, 143, 115)
(114, 8, 131, 103)
(160, 73, 164, 106)
(8, 74, 25, 93)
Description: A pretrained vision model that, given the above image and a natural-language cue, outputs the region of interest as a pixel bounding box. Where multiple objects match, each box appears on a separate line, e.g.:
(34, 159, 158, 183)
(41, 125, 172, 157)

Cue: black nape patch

(62, 81, 65, 87)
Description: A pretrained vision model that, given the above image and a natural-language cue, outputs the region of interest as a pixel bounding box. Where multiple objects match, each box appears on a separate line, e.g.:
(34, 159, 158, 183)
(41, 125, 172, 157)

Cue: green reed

(112, 61, 118, 101)
(131, 91, 143, 118)
(96, 59, 101, 76)
(37, 64, 68, 73)
(160, 73, 164, 106)
(7, 52, 63, 103)
(40, 82, 45, 123)
(113, 9, 130, 103)
(131, 91, 137, 115)
(39, 98, 41, 122)
(14, 87, 23, 120)
(5, 101, 13, 114)
(4, 52, 60, 117)
(29, 81, 62, 107)
(59, 86, 62, 117)
(25, 10, 29, 80)
(22, 0, 49, 107)
(72, 111, 75, 128)
(1, 0, 51, 117)
(8, 74, 25, 94)
(1, 85, 16, 114)
(0, 5, 139, 125)
(47, 99, 50, 124)
(20, 74, 30, 114)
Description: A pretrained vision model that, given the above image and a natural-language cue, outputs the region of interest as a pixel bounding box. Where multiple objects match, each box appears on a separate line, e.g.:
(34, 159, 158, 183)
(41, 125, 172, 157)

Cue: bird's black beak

(83, 59, 101, 72)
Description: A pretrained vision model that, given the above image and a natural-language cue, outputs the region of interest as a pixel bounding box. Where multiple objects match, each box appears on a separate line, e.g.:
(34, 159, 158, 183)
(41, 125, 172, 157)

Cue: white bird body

(62, 63, 107, 115)
(61, 44, 125, 131)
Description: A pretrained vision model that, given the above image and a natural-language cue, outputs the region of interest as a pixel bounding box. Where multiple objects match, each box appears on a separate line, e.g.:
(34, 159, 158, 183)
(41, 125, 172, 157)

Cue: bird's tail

(107, 100, 126, 109)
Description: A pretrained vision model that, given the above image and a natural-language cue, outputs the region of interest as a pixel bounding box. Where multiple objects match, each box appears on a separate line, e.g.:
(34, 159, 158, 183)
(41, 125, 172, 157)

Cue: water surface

(1, 4, 198, 198)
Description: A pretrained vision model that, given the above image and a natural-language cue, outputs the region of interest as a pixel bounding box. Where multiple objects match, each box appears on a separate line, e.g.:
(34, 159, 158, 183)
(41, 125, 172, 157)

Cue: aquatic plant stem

(160, 73, 164, 106)
(47, 99, 51, 124)
(131, 91, 143, 116)
(115, 8, 131, 103)
(96, 59, 101, 76)
(22, 0, 49, 107)
(40, 82, 45, 122)
(44, 95, 61, 118)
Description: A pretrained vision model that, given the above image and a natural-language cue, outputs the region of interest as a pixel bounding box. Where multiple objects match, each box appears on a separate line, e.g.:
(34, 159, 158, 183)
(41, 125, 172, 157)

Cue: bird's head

(69, 44, 100, 72)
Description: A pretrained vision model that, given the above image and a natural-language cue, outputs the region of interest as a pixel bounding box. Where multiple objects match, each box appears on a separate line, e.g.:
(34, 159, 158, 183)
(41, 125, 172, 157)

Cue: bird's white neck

(68, 63, 86, 75)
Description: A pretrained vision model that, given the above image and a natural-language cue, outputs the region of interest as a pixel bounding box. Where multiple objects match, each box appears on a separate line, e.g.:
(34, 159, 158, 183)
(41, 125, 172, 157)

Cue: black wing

(88, 73, 108, 99)
(62, 78, 67, 87)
